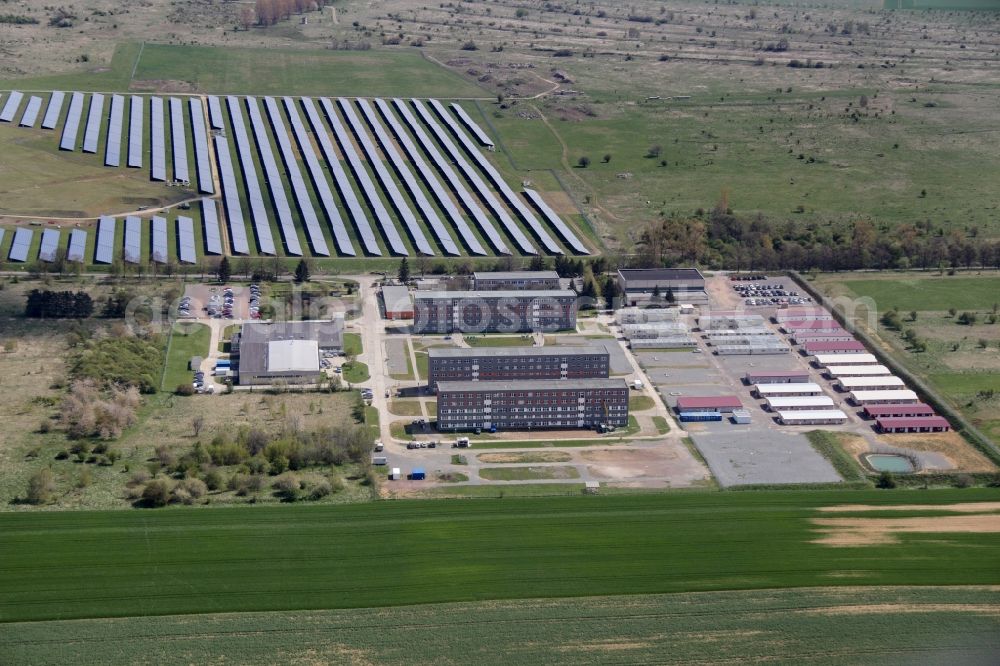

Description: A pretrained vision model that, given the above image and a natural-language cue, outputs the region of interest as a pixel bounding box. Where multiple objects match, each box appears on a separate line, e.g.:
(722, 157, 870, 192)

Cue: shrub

(175, 383, 195, 396)
(876, 471, 897, 489)
(26, 469, 57, 505)
(308, 479, 333, 500)
(273, 472, 302, 501)
(141, 478, 174, 507)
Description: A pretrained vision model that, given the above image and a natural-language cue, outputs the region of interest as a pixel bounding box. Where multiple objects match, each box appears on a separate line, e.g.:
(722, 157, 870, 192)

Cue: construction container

(679, 411, 723, 422)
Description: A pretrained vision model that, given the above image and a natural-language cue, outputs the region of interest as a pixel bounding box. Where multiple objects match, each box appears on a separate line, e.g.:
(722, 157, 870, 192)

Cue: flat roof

(783, 320, 844, 329)
(850, 390, 918, 401)
(877, 416, 950, 428)
(437, 378, 627, 393)
(382, 285, 412, 310)
(745, 370, 811, 378)
(473, 270, 559, 280)
(863, 403, 935, 416)
(777, 409, 847, 420)
(826, 365, 893, 376)
(838, 376, 905, 388)
(755, 383, 823, 394)
(815, 353, 878, 365)
(618, 268, 704, 282)
(267, 339, 319, 373)
(766, 396, 836, 407)
(429, 345, 608, 359)
(803, 341, 867, 352)
(240, 319, 344, 346)
(415, 289, 575, 300)
(676, 395, 742, 409)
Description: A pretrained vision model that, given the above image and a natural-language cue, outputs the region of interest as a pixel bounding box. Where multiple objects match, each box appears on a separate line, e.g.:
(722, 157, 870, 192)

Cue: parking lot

(180, 284, 259, 321)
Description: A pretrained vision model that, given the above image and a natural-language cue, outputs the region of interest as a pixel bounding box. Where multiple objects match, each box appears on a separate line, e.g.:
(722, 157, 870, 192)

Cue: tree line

(636, 208, 1000, 273)
(24, 290, 94, 318)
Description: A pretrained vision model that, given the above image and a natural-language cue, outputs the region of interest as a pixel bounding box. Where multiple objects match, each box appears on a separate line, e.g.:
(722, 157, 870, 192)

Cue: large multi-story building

(413, 290, 577, 334)
(472, 270, 561, 291)
(617, 268, 707, 306)
(436, 378, 629, 431)
(427, 345, 610, 388)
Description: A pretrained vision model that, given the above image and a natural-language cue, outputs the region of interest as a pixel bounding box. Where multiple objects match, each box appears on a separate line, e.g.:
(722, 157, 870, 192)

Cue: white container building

(766, 396, 836, 411)
(849, 390, 919, 405)
(814, 353, 878, 367)
(754, 383, 824, 398)
(825, 365, 893, 379)
(837, 376, 905, 392)
(777, 409, 848, 425)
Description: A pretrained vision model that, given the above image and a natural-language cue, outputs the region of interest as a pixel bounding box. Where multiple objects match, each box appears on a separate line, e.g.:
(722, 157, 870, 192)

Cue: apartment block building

(436, 379, 630, 431)
(413, 290, 577, 334)
(427, 345, 610, 388)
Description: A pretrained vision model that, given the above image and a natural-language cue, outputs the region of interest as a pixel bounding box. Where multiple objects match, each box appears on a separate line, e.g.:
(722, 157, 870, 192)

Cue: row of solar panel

(1, 90, 212, 192)
(3, 206, 220, 264)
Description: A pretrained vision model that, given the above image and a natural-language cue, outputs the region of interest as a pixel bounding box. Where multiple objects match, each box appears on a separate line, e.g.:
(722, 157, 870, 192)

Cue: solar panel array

(301, 97, 382, 256)
(59, 92, 85, 151)
(124, 216, 142, 264)
(169, 98, 189, 183)
(357, 99, 461, 256)
(177, 216, 197, 264)
(188, 99, 214, 194)
(0, 91, 23, 122)
(8, 228, 32, 262)
(285, 98, 355, 257)
(449, 102, 494, 147)
(264, 97, 330, 256)
(321, 98, 408, 256)
(19, 96, 43, 128)
(337, 98, 433, 256)
(41, 91, 65, 129)
(274, 97, 345, 256)
(68, 229, 87, 262)
(82, 93, 105, 154)
(244, 97, 301, 256)
(150, 97, 166, 181)
(427, 98, 562, 254)
(105, 94, 125, 167)
(127, 96, 143, 168)
(226, 96, 275, 255)
(39, 229, 60, 262)
(95, 216, 116, 264)
(212, 136, 250, 255)
(523, 188, 589, 254)
(201, 198, 223, 255)
(207, 96, 224, 130)
(390, 98, 509, 255)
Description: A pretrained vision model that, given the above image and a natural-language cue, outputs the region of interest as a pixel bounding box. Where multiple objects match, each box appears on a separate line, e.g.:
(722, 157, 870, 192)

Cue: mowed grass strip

(3, 587, 1000, 664)
(1, 490, 1000, 623)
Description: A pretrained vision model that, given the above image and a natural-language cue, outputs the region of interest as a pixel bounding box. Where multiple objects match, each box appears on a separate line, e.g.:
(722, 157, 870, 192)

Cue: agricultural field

(4, 586, 999, 664)
(814, 272, 1000, 443)
(1, 490, 999, 623)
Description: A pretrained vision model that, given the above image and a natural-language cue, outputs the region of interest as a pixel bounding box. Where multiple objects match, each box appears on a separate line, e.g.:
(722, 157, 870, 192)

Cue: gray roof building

(234, 319, 343, 385)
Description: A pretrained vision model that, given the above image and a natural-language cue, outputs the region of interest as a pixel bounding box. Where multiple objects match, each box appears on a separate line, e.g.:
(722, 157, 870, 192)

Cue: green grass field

(1, 490, 998, 623)
(0, 43, 483, 98)
(160, 323, 210, 391)
(465, 335, 536, 347)
(342, 332, 362, 357)
(342, 360, 369, 384)
(4, 586, 998, 664)
(835, 276, 1000, 312)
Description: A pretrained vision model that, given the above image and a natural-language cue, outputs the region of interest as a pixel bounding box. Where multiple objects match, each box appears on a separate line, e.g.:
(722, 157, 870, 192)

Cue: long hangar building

(617, 268, 707, 306)
(233, 319, 343, 385)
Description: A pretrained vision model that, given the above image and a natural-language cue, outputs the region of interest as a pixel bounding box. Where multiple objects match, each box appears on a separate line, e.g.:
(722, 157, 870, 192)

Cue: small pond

(865, 453, 916, 473)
